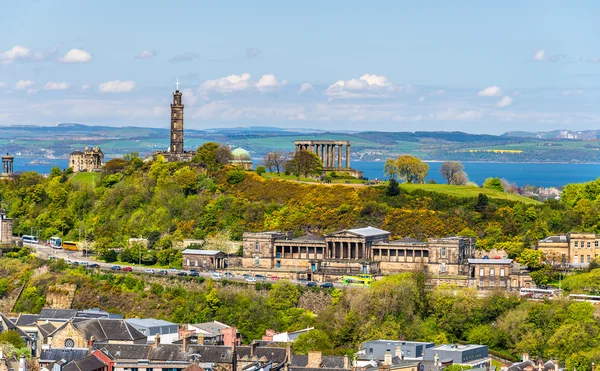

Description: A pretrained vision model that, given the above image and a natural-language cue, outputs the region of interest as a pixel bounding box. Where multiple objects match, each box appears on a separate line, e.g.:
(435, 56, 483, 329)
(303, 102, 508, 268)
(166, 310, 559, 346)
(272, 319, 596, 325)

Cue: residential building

(181, 321, 241, 346)
(46, 318, 146, 349)
(125, 318, 179, 344)
(505, 354, 559, 371)
(467, 259, 534, 290)
(359, 340, 435, 362)
(536, 232, 600, 266)
(423, 344, 489, 368)
(182, 249, 226, 270)
(61, 354, 108, 371)
(39, 348, 89, 369)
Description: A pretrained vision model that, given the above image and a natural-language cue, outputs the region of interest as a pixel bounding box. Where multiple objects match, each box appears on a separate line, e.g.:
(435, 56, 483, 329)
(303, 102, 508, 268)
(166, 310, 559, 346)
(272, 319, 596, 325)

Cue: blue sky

(1, 0, 600, 134)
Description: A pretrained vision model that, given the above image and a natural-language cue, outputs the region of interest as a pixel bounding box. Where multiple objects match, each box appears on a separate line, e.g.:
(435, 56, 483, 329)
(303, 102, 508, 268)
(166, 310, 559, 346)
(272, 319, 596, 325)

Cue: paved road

(25, 242, 347, 289)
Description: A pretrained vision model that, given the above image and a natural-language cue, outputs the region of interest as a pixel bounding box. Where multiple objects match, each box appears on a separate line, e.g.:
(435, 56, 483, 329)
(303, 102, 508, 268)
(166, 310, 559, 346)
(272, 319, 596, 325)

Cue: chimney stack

(592, 362, 595, 371)
(344, 355, 350, 369)
(395, 346, 403, 360)
(379, 364, 391, 371)
(522, 353, 529, 362)
(154, 333, 161, 347)
(384, 350, 392, 366)
(182, 335, 188, 352)
(250, 341, 258, 358)
(88, 335, 95, 348)
(308, 351, 323, 368)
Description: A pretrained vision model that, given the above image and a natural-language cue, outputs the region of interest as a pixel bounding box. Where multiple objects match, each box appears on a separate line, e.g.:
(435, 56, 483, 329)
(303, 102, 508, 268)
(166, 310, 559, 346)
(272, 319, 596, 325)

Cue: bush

(483, 177, 504, 192)
(256, 166, 266, 176)
(386, 178, 400, 197)
(226, 169, 246, 184)
(100, 249, 118, 263)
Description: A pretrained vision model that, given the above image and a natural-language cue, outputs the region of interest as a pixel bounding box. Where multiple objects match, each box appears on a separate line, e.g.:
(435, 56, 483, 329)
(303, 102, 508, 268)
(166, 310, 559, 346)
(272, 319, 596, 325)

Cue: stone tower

(1, 153, 14, 177)
(169, 85, 184, 154)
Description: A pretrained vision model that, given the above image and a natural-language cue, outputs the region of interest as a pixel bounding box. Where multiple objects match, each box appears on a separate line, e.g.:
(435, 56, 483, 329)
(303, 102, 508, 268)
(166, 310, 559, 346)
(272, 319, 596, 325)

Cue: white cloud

(98, 80, 136, 93)
(532, 50, 545, 61)
(0, 45, 52, 64)
(60, 49, 92, 63)
(27, 89, 37, 96)
(135, 50, 156, 59)
(434, 109, 482, 121)
(0, 82, 7, 89)
(44, 82, 69, 90)
(182, 88, 198, 105)
(298, 83, 313, 94)
(417, 96, 426, 103)
(200, 73, 252, 94)
(561, 90, 583, 96)
(325, 74, 411, 98)
(81, 85, 90, 91)
(429, 90, 445, 97)
(477, 86, 502, 97)
(255, 74, 286, 92)
(496, 96, 513, 108)
(15, 80, 35, 90)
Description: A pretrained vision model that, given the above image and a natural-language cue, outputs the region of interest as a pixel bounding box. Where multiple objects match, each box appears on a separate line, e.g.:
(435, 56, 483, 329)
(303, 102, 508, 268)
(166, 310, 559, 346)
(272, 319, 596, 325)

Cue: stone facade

(48, 321, 88, 349)
(69, 146, 104, 173)
(242, 227, 477, 281)
(182, 249, 226, 270)
(153, 87, 196, 163)
(536, 232, 600, 266)
(1, 153, 13, 177)
(0, 210, 12, 245)
(467, 259, 533, 290)
(294, 140, 363, 178)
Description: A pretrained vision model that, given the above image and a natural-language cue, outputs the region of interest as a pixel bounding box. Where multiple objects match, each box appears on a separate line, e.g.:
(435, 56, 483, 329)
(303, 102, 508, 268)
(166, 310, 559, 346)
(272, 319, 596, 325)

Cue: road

(25, 242, 347, 288)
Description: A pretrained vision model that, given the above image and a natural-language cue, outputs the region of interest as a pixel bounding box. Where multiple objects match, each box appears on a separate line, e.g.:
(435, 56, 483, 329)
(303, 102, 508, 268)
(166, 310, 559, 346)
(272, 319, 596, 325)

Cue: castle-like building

(153, 81, 195, 162)
(69, 146, 104, 173)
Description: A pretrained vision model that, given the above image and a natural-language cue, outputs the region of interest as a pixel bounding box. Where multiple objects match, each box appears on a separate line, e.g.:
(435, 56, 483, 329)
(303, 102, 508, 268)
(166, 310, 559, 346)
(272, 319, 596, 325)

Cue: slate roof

(0, 313, 31, 339)
(126, 318, 177, 329)
(182, 249, 223, 256)
(507, 360, 557, 371)
(15, 313, 39, 326)
(37, 322, 57, 337)
(39, 348, 89, 363)
(74, 319, 146, 342)
(289, 355, 346, 369)
(94, 344, 152, 360)
(191, 321, 231, 336)
(148, 344, 188, 361)
(186, 345, 234, 363)
(468, 258, 513, 265)
(62, 354, 107, 371)
(237, 346, 287, 363)
(539, 236, 567, 243)
(39, 308, 78, 320)
(390, 237, 423, 244)
(346, 227, 390, 237)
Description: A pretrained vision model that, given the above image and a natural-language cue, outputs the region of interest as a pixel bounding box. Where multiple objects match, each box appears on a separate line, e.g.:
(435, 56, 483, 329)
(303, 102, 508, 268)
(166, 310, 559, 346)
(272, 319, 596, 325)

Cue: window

(588, 255, 591, 263)
(479, 279, 484, 286)
(276, 260, 281, 268)
(490, 281, 495, 287)
(479, 268, 484, 277)
(254, 256, 260, 266)
(588, 242, 592, 248)
(500, 280, 506, 287)
(490, 268, 495, 277)
(562, 254, 567, 263)
(596, 241, 599, 247)
(575, 241, 579, 248)
(441, 247, 447, 258)
(186, 258, 190, 266)
(581, 255, 585, 264)
(254, 241, 260, 252)
(574, 256, 579, 263)
(500, 268, 505, 277)
(441, 263, 446, 273)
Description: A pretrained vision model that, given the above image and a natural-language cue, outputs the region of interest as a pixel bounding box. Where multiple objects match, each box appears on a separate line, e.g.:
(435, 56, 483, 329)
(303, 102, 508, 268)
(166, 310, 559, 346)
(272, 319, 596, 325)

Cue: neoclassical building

(228, 148, 253, 170)
(69, 146, 104, 173)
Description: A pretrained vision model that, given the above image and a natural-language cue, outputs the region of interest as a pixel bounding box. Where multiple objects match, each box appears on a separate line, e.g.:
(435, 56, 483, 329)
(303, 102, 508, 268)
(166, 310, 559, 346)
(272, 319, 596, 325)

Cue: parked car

(242, 273, 251, 278)
(158, 270, 168, 275)
(169, 268, 179, 274)
(224, 272, 234, 277)
(177, 271, 188, 277)
(270, 276, 280, 281)
(111, 265, 121, 271)
(306, 281, 317, 287)
(122, 267, 133, 272)
(88, 263, 100, 268)
(189, 269, 198, 274)
(80, 261, 88, 266)
(211, 273, 221, 279)
(255, 274, 266, 280)
(72, 262, 79, 266)
(320, 282, 334, 289)
(245, 277, 257, 282)
(144, 269, 155, 274)
(189, 271, 200, 277)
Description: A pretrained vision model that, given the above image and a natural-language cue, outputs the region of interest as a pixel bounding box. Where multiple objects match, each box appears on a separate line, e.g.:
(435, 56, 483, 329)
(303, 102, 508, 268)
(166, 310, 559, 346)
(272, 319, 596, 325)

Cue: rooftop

(468, 258, 513, 265)
(191, 321, 232, 336)
(126, 318, 177, 328)
(39, 308, 78, 320)
(75, 318, 146, 342)
(431, 344, 487, 352)
(182, 249, 223, 256)
(347, 227, 390, 237)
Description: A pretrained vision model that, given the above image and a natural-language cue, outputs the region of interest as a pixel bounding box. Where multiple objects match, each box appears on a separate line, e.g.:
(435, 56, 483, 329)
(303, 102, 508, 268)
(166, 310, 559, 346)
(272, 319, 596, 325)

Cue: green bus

(342, 274, 374, 287)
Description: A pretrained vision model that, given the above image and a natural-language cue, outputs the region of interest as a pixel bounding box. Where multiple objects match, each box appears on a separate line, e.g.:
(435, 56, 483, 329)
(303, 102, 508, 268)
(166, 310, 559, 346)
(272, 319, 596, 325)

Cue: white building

(125, 318, 179, 344)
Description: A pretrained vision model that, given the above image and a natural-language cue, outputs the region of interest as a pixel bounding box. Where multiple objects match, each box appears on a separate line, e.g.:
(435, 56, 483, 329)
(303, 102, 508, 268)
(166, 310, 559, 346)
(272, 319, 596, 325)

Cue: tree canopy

(384, 155, 429, 183)
(285, 150, 323, 177)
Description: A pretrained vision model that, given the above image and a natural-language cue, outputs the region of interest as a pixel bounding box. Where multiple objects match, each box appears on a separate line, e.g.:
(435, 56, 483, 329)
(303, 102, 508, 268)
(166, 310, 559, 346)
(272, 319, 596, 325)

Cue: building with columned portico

(294, 140, 363, 178)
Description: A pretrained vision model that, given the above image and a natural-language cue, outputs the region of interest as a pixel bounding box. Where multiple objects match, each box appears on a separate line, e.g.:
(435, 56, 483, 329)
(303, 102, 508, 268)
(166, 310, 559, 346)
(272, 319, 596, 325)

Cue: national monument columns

(294, 140, 353, 170)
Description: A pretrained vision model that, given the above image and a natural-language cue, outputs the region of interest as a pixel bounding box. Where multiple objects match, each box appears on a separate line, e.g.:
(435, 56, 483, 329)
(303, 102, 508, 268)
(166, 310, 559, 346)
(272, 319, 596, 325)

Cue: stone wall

(49, 321, 88, 348)
(45, 283, 77, 309)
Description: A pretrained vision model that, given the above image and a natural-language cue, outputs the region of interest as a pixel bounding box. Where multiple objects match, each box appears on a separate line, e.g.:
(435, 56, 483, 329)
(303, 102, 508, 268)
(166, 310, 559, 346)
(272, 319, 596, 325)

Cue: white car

(144, 269, 155, 274)
(169, 268, 179, 274)
(245, 277, 257, 282)
(211, 273, 221, 279)
(80, 261, 88, 266)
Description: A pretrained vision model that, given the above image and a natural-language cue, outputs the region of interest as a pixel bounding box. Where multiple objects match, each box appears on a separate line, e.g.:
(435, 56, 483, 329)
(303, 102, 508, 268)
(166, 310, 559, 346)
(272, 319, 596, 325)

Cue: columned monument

(1, 153, 14, 177)
(294, 140, 362, 178)
(153, 79, 196, 162)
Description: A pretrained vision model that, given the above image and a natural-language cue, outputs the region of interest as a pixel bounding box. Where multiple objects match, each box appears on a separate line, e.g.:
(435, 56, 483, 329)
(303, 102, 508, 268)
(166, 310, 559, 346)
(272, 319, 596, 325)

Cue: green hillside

(400, 183, 540, 205)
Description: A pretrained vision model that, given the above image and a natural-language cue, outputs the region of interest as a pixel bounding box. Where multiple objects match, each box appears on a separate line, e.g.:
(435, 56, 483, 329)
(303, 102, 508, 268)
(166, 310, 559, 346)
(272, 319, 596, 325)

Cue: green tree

(444, 366, 472, 371)
(516, 249, 544, 270)
(293, 329, 334, 354)
(193, 142, 232, 174)
(386, 178, 400, 196)
(267, 281, 300, 311)
(256, 166, 266, 176)
(483, 177, 504, 192)
(0, 330, 26, 349)
(226, 169, 245, 184)
(285, 150, 323, 177)
(386, 154, 429, 183)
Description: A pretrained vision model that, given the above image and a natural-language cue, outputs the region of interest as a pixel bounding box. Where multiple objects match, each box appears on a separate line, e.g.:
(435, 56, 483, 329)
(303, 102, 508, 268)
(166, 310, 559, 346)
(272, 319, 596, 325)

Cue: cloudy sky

(2, 0, 600, 134)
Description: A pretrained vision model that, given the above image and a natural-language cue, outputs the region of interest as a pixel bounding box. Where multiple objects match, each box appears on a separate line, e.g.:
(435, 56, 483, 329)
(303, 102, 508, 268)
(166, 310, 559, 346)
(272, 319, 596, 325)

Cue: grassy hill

(400, 183, 540, 204)
(70, 172, 100, 186)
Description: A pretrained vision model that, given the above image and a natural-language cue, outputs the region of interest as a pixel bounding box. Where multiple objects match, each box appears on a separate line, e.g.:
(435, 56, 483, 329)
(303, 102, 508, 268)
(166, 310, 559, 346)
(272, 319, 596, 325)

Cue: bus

(342, 274, 374, 287)
(568, 294, 600, 304)
(48, 237, 62, 249)
(21, 235, 39, 244)
(519, 288, 560, 300)
(62, 241, 79, 251)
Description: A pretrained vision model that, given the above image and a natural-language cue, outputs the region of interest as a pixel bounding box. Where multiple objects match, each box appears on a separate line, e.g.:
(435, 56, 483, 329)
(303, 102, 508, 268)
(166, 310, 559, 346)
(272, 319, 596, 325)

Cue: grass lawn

(399, 183, 541, 204)
(70, 172, 99, 186)
(262, 172, 366, 184)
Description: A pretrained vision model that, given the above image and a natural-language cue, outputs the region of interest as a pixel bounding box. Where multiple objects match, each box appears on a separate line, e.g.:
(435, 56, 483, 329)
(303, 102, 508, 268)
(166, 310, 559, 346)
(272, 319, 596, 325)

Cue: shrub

(256, 166, 266, 176)
(226, 169, 246, 184)
(100, 249, 118, 263)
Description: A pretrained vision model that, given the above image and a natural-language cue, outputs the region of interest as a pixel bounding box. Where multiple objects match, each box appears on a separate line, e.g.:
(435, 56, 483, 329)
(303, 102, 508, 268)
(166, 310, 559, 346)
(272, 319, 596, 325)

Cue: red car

(270, 276, 280, 281)
(122, 267, 133, 272)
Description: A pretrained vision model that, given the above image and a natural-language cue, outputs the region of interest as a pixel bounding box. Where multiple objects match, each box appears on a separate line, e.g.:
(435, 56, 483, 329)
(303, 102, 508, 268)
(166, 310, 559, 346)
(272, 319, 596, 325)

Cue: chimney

(384, 350, 392, 366)
(379, 364, 391, 371)
(182, 335, 188, 352)
(18, 354, 26, 371)
(88, 335, 95, 348)
(592, 363, 595, 371)
(344, 355, 350, 369)
(307, 351, 323, 368)
(250, 341, 258, 358)
(286, 342, 292, 365)
(522, 353, 529, 362)
(395, 346, 403, 359)
(198, 334, 205, 345)
(154, 333, 161, 347)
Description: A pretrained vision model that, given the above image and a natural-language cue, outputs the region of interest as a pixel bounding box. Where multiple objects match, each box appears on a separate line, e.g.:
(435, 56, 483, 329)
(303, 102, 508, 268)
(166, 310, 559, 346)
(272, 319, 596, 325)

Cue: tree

(285, 150, 323, 177)
(386, 178, 400, 196)
(193, 142, 232, 174)
(255, 166, 266, 176)
(104, 158, 128, 174)
(264, 151, 288, 173)
(384, 159, 399, 180)
(293, 329, 334, 355)
(268, 281, 300, 311)
(440, 161, 468, 185)
(483, 177, 504, 192)
(391, 154, 429, 183)
(0, 330, 26, 349)
(516, 249, 544, 270)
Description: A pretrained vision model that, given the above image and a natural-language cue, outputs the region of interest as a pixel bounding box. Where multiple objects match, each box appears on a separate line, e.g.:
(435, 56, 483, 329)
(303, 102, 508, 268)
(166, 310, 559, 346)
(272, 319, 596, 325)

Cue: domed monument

(229, 148, 253, 170)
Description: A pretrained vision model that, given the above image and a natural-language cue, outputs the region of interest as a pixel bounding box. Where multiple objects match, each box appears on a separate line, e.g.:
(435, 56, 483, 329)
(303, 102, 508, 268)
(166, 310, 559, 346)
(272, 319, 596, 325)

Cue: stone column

(324, 145, 329, 167)
(346, 144, 351, 168)
(338, 145, 342, 169)
(320, 144, 325, 166)
(330, 145, 335, 168)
